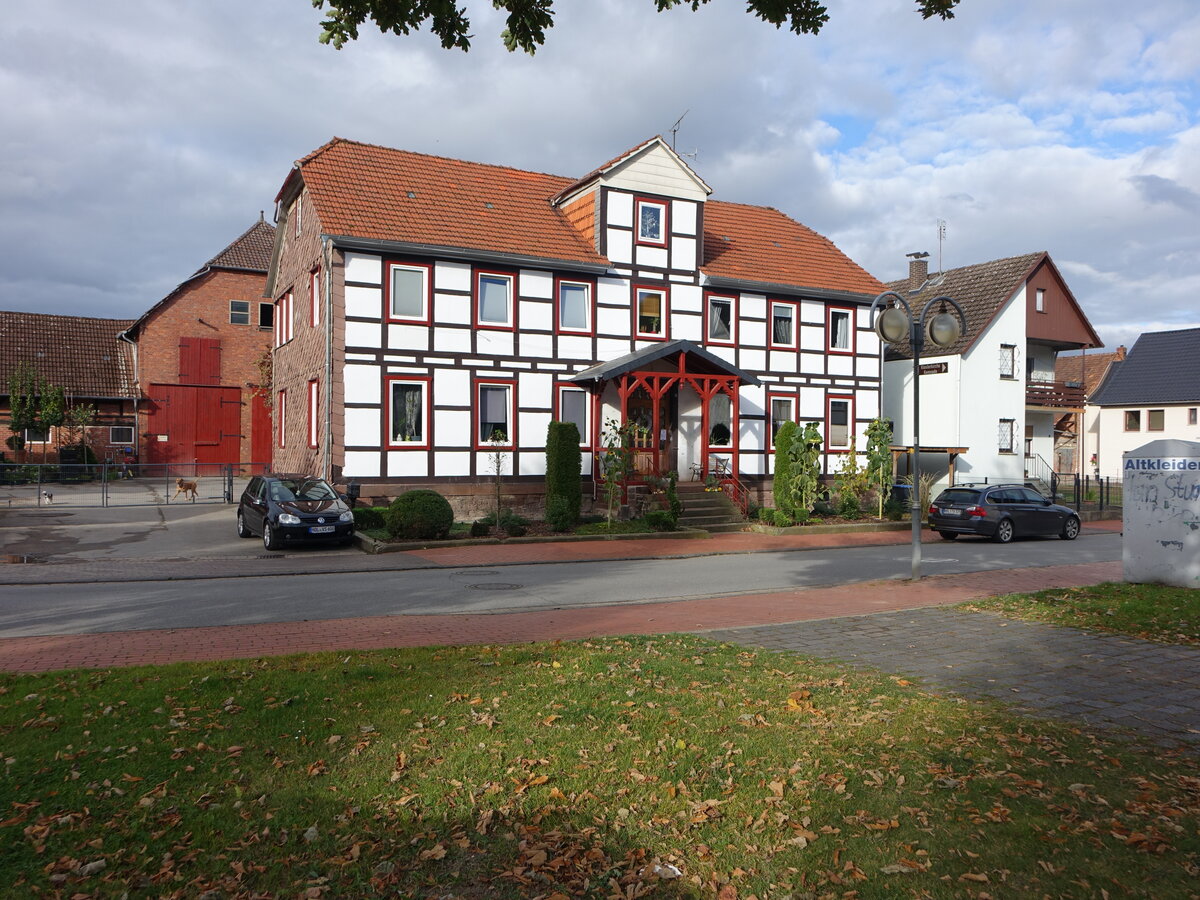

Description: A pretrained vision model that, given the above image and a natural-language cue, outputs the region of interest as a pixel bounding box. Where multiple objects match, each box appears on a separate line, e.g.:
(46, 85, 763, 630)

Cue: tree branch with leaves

(312, 0, 961, 53)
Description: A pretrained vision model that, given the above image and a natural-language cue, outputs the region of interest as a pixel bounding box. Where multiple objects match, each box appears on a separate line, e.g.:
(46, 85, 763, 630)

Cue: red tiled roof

(0, 311, 135, 398)
(703, 201, 884, 296)
(296, 139, 605, 266)
(1055, 349, 1124, 396)
(202, 218, 276, 273)
(290, 138, 880, 297)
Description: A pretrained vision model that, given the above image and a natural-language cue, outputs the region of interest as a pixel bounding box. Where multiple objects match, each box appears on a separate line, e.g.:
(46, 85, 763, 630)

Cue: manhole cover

(469, 583, 523, 591)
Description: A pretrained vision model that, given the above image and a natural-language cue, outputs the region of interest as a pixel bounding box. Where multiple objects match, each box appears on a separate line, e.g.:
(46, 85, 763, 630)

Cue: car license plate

(941, 508, 962, 517)
(309, 525, 336, 534)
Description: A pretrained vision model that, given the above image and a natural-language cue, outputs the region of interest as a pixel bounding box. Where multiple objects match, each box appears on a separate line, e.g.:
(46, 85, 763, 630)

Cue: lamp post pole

(870, 291, 968, 581)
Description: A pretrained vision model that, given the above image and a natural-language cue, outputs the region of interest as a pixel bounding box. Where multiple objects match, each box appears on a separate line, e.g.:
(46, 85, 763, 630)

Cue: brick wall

(135, 269, 272, 462)
(270, 187, 345, 480)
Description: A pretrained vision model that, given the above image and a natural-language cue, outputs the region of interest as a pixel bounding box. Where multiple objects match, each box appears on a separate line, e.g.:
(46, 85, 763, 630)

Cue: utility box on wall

(1122, 440, 1200, 589)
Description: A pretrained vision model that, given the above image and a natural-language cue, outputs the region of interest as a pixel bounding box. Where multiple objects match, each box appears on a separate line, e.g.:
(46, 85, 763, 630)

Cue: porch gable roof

(568, 339, 762, 387)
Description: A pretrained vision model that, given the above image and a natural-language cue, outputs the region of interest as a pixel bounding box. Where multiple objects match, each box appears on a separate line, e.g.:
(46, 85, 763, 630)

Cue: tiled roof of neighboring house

(285, 137, 882, 298)
(0, 311, 135, 398)
(703, 201, 884, 296)
(1089, 328, 1200, 406)
(882, 252, 1047, 360)
(123, 217, 275, 340)
(201, 217, 276, 273)
(1054, 347, 1125, 397)
(294, 138, 605, 267)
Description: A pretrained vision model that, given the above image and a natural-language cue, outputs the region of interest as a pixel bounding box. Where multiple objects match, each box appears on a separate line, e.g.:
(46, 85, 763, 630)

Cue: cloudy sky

(4, 0, 1198, 352)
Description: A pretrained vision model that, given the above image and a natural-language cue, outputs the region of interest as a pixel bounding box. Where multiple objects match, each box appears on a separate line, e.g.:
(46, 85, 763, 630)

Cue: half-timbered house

(266, 136, 884, 514)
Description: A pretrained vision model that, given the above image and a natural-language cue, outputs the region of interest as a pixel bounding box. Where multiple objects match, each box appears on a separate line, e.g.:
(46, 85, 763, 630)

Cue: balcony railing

(1026, 380, 1085, 409)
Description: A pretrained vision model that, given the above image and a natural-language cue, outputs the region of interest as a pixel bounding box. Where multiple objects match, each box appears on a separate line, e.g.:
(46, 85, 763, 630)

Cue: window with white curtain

(770, 302, 795, 347)
(389, 381, 425, 444)
(709, 393, 732, 446)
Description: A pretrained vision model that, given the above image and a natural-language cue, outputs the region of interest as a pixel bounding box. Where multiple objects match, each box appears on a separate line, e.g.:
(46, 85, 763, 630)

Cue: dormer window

(635, 198, 668, 246)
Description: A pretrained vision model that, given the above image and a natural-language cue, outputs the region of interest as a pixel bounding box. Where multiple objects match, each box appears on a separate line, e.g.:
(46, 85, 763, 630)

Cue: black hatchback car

(928, 483, 1081, 543)
(237, 474, 355, 551)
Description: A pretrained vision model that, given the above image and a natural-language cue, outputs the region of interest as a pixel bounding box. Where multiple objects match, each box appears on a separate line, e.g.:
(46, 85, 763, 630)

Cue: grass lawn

(965, 582, 1200, 646)
(2, 636, 1197, 898)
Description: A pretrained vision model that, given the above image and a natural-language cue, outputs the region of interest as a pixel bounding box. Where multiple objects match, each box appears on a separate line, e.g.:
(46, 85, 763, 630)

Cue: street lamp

(870, 290, 969, 580)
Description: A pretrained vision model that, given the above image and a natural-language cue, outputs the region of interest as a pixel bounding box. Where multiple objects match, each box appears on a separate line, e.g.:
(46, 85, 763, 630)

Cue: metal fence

(1058, 473, 1123, 513)
(0, 462, 270, 508)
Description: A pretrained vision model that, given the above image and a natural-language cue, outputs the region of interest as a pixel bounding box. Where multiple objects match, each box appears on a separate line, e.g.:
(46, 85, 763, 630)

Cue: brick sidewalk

(0, 557, 1122, 673)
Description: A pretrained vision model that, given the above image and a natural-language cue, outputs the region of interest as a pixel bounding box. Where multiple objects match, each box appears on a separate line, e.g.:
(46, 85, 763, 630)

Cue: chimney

(905, 251, 930, 290)
(1116, 344, 1126, 360)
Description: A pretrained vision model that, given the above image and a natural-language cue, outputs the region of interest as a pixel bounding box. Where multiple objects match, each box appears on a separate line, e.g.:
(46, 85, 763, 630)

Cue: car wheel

(992, 518, 1015, 544)
(937, 531, 958, 541)
(263, 521, 282, 551)
(236, 511, 253, 539)
(1060, 516, 1080, 541)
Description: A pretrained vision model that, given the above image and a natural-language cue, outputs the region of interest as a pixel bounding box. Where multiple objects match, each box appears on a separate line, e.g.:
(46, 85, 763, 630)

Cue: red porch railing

(1026, 380, 1085, 408)
(720, 475, 751, 518)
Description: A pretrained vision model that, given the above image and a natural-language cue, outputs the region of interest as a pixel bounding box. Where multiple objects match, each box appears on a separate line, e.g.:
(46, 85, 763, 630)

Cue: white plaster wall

(597, 277, 630, 306)
(434, 369, 470, 405)
(476, 451, 513, 475)
(434, 451, 470, 476)
(607, 229, 633, 264)
(519, 332, 555, 360)
(387, 451, 427, 477)
(477, 330, 514, 357)
(740, 348, 766, 373)
(519, 411, 552, 449)
(345, 285, 381, 319)
(597, 337, 632, 359)
(432, 327, 471, 353)
(677, 384, 703, 475)
(672, 237, 696, 271)
(557, 335, 592, 360)
(346, 321, 382, 348)
(672, 314, 702, 342)
(1095, 405, 1200, 478)
(607, 191, 633, 227)
(343, 364, 381, 404)
(769, 350, 798, 373)
(636, 246, 668, 269)
(435, 409, 471, 447)
(434, 261, 471, 292)
(799, 325, 823, 352)
(519, 372, 553, 408)
(671, 284, 702, 313)
(596, 307, 631, 336)
(344, 252, 382, 285)
(674, 200, 697, 235)
(799, 387, 824, 419)
(387, 323, 429, 351)
(520, 269, 553, 299)
(602, 144, 709, 201)
(344, 408, 381, 446)
(436, 292, 471, 325)
(519, 299, 553, 331)
(1122, 442, 1200, 587)
(342, 451, 380, 478)
(519, 452, 548, 476)
(828, 356, 854, 378)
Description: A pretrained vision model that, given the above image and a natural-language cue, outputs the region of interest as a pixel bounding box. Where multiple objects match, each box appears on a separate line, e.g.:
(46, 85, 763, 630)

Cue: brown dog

(174, 478, 198, 502)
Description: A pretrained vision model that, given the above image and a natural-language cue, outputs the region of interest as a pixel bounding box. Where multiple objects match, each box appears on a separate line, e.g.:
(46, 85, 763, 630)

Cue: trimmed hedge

(544, 420, 582, 531)
(385, 490, 454, 540)
(351, 506, 387, 530)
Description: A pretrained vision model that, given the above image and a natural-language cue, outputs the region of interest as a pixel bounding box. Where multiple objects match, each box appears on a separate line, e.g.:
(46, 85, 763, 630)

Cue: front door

(627, 386, 678, 478)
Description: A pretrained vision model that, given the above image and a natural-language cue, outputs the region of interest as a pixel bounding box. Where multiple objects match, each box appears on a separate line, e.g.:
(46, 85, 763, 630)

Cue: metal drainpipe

(323, 237, 334, 484)
(116, 328, 140, 462)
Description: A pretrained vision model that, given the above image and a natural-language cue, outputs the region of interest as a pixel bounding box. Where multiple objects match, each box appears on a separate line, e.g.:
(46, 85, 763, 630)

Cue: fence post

(37, 464, 43, 507)
(102, 462, 109, 508)
(224, 464, 233, 504)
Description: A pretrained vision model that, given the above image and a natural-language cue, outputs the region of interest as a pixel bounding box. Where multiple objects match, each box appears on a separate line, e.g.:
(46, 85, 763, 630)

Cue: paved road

(0, 533, 1122, 636)
(708, 606, 1200, 751)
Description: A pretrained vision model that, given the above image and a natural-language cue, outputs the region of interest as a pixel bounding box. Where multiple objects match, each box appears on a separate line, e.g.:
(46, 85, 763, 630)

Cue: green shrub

(793, 509, 810, 525)
(644, 509, 676, 531)
(504, 522, 527, 537)
(385, 490, 454, 540)
(470, 519, 490, 537)
(812, 499, 836, 518)
(772, 421, 796, 519)
(478, 509, 527, 528)
(758, 507, 775, 523)
(544, 420, 582, 529)
(837, 493, 862, 519)
(352, 506, 386, 530)
(545, 494, 575, 532)
(665, 471, 682, 528)
(883, 496, 907, 521)
(772, 509, 791, 528)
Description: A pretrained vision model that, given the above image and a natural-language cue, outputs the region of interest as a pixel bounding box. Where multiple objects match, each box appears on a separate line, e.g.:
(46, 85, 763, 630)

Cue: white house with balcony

(880, 251, 1102, 496)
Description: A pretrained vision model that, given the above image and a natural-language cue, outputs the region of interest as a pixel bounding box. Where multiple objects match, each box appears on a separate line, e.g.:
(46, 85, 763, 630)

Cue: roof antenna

(937, 219, 947, 273)
(669, 110, 688, 150)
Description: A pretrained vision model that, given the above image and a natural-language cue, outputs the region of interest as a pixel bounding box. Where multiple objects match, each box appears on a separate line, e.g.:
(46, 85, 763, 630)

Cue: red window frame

(277, 389, 287, 449)
(556, 385, 592, 448)
(384, 260, 433, 326)
(635, 197, 669, 247)
(826, 305, 856, 355)
(307, 379, 319, 449)
(274, 291, 293, 347)
(767, 392, 797, 450)
(474, 378, 516, 449)
(474, 268, 517, 331)
(633, 284, 670, 341)
(554, 276, 595, 336)
(309, 266, 321, 328)
(704, 292, 737, 346)
(825, 393, 854, 451)
(384, 375, 432, 449)
(769, 300, 799, 350)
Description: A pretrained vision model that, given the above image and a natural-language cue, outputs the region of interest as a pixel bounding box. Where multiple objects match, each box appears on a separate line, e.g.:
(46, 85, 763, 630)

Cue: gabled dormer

(552, 136, 711, 280)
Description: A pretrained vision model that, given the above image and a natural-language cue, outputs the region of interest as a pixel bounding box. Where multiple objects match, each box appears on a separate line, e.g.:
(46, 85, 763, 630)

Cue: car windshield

(270, 479, 337, 502)
(935, 489, 979, 505)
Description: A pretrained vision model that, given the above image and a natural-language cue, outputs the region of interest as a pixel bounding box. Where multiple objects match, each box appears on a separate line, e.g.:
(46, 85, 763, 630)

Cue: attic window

(635, 198, 668, 247)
